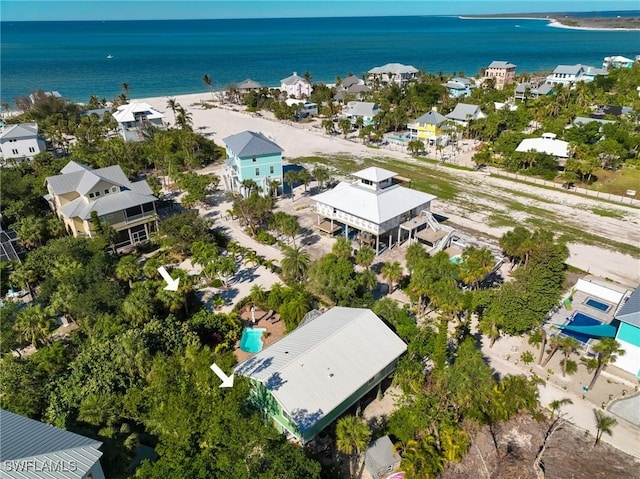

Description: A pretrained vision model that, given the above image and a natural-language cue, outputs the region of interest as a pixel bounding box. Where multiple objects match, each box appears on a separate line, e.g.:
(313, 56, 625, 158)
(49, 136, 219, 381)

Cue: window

(252, 157, 257, 162)
(255, 168, 260, 176)
(95, 191, 101, 197)
(269, 166, 274, 174)
(111, 186, 118, 193)
(104, 189, 110, 195)
(28, 147, 35, 153)
(11, 149, 18, 155)
(89, 193, 95, 198)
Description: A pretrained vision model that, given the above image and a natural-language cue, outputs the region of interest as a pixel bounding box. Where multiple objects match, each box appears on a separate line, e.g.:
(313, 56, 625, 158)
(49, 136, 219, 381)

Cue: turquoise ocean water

(1, 14, 639, 105)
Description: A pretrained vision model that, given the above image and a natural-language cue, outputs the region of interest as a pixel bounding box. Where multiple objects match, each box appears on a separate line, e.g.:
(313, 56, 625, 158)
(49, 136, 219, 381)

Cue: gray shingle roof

(237, 79, 262, 90)
(368, 63, 418, 74)
(280, 72, 309, 85)
(617, 286, 640, 327)
(0, 409, 102, 479)
(446, 103, 485, 122)
(0, 123, 39, 140)
(488, 60, 516, 69)
(553, 64, 584, 75)
(341, 75, 361, 88)
(234, 307, 407, 433)
(412, 110, 447, 126)
(223, 131, 283, 158)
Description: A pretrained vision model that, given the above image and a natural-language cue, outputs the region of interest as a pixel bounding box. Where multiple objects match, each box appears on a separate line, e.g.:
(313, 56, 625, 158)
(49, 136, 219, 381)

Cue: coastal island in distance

(461, 11, 640, 30)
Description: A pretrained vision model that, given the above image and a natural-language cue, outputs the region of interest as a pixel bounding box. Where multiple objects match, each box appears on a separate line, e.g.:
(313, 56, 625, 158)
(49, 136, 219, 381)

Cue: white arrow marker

(157, 266, 180, 291)
(210, 363, 235, 388)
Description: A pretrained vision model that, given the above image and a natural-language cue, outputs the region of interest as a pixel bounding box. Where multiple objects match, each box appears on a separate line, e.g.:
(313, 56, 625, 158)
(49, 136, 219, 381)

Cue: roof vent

(329, 373, 334, 378)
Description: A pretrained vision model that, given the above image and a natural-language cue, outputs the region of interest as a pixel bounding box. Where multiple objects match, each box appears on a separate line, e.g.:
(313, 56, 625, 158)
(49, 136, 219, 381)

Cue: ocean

(1, 14, 639, 105)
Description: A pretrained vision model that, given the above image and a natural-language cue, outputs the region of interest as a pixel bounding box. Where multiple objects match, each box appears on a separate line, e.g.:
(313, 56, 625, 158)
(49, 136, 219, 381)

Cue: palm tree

(459, 246, 494, 290)
(284, 170, 299, 198)
(593, 409, 616, 446)
(281, 246, 310, 283)
(335, 415, 371, 477)
(297, 169, 312, 193)
(115, 255, 142, 288)
(407, 139, 424, 156)
(338, 118, 352, 138)
(588, 338, 625, 390)
(121, 82, 130, 102)
(16, 216, 46, 249)
(202, 74, 214, 101)
(542, 334, 562, 367)
(381, 261, 403, 294)
(559, 336, 580, 377)
(14, 304, 55, 348)
(175, 106, 193, 130)
(9, 262, 38, 298)
(355, 246, 375, 270)
(312, 165, 330, 190)
(549, 397, 573, 419)
(166, 98, 179, 125)
(321, 119, 335, 135)
(332, 236, 352, 260)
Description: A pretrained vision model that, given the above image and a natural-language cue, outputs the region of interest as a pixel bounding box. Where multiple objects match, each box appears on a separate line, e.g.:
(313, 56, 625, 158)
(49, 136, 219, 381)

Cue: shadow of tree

(265, 372, 288, 391)
(291, 408, 324, 433)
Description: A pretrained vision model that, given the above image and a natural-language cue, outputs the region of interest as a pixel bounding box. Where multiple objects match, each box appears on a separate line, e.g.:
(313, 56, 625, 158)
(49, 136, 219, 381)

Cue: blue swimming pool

(239, 328, 266, 353)
(562, 312, 602, 344)
(585, 298, 611, 312)
(450, 255, 463, 265)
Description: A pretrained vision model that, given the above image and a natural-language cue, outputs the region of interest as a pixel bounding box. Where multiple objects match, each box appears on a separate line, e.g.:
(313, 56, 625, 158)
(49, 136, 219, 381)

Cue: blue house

(222, 131, 284, 196)
(613, 286, 640, 377)
(443, 78, 474, 98)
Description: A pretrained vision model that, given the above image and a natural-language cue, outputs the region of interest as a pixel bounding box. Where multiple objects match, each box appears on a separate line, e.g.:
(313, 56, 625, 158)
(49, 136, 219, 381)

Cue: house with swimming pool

(234, 307, 407, 445)
(221, 130, 284, 197)
(551, 278, 639, 377)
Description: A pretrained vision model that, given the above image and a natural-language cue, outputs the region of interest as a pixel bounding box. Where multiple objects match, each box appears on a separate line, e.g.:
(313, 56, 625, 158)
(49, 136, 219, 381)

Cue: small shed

(365, 435, 402, 479)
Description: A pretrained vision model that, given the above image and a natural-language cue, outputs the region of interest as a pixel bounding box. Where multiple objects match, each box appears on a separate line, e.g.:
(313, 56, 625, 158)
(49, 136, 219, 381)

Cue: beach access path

(139, 93, 640, 286)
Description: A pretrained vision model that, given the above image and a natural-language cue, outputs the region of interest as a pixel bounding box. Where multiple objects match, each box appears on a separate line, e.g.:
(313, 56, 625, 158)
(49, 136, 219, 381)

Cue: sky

(2, 0, 639, 22)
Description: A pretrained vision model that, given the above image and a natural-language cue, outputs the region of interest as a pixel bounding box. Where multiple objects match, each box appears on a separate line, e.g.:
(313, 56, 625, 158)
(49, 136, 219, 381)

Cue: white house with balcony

(44, 161, 158, 250)
(280, 72, 312, 99)
(0, 123, 46, 163)
(111, 102, 165, 141)
(311, 167, 436, 254)
(545, 64, 607, 86)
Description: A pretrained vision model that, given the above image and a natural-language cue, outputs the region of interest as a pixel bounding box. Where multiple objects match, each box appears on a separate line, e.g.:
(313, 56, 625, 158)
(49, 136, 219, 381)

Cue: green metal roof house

(234, 307, 407, 444)
(0, 409, 105, 478)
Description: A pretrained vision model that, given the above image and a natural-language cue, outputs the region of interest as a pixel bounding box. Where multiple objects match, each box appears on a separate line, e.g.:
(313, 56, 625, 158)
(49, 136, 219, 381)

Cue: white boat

(107, 54, 113, 59)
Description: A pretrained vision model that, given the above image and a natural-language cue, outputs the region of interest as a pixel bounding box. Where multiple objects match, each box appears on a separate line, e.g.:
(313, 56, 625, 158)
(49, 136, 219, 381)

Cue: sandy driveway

(139, 93, 640, 286)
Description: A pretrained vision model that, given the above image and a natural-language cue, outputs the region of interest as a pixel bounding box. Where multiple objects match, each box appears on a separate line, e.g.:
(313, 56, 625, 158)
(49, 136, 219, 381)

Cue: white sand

(137, 92, 640, 286)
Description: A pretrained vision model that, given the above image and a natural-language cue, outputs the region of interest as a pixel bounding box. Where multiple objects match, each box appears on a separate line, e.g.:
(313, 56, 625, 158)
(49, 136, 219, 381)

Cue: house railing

(123, 211, 157, 224)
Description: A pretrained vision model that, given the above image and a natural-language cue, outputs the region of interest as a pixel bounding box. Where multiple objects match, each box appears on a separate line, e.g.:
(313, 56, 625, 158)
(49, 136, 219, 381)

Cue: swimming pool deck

(233, 307, 286, 363)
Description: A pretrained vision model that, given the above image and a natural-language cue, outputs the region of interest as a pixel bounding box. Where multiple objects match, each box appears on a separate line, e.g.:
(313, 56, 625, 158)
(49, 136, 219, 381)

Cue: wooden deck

(313, 219, 341, 235)
(233, 307, 287, 363)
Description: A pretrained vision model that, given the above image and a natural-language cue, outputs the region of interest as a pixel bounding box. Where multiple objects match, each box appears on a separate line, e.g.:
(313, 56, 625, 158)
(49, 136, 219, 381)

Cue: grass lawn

(586, 167, 640, 197)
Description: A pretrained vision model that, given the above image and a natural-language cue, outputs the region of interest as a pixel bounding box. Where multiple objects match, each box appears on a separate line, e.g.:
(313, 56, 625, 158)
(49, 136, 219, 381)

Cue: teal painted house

(234, 307, 407, 445)
(222, 131, 283, 196)
(613, 286, 640, 377)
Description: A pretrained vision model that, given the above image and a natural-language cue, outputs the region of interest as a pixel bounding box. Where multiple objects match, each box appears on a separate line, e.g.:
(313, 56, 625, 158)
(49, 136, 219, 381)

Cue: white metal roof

(368, 63, 418, 74)
(280, 72, 309, 85)
(312, 180, 436, 225)
(516, 137, 569, 158)
(234, 307, 407, 432)
(0, 409, 102, 479)
(59, 190, 157, 220)
(352, 166, 396, 183)
(342, 101, 378, 118)
(488, 60, 516, 69)
(446, 103, 486, 122)
(47, 162, 132, 195)
(111, 102, 164, 123)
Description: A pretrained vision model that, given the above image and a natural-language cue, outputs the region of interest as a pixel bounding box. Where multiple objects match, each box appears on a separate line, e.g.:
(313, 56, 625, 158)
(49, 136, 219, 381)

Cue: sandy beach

(136, 91, 640, 286)
(459, 14, 640, 31)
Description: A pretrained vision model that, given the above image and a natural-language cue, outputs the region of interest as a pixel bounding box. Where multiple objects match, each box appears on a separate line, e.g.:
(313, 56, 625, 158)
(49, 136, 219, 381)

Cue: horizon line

(2, 9, 639, 22)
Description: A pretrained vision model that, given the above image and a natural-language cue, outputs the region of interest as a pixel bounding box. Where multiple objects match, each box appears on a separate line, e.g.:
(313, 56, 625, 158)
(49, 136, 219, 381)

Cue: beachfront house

(0, 123, 46, 163)
(340, 101, 379, 126)
(222, 130, 284, 196)
(407, 109, 450, 145)
(545, 64, 607, 86)
(367, 63, 419, 87)
(603, 55, 634, 69)
(285, 99, 319, 118)
(334, 75, 372, 102)
(280, 72, 312, 99)
(311, 166, 436, 254)
(612, 285, 640, 377)
(445, 103, 486, 127)
(112, 102, 165, 141)
(234, 307, 407, 445)
(443, 77, 475, 98)
(515, 133, 569, 162)
(0, 408, 105, 479)
(484, 61, 516, 90)
(44, 161, 158, 250)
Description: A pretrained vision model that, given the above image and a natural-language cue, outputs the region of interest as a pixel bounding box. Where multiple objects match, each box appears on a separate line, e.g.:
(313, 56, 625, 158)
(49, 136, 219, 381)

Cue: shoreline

(458, 14, 640, 31)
